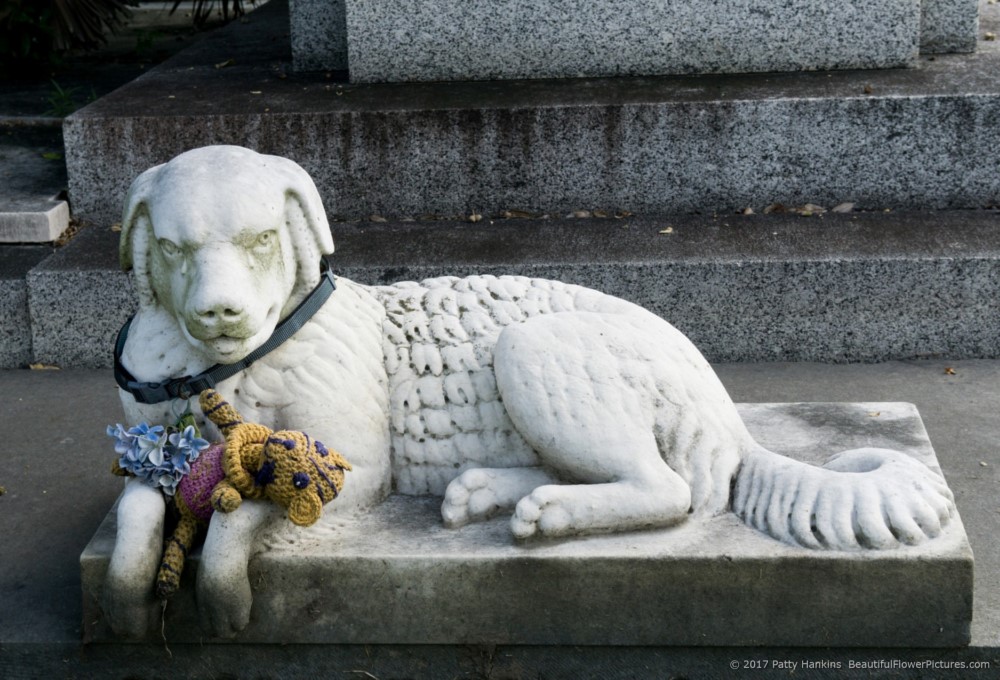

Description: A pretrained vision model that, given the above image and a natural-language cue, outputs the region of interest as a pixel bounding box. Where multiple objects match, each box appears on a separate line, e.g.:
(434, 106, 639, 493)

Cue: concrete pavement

(0, 360, 997, 677)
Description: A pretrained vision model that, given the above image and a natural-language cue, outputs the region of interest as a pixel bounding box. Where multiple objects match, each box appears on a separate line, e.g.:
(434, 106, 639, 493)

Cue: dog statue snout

(186, 292, 251, 340)
(196, 303, 245, 324)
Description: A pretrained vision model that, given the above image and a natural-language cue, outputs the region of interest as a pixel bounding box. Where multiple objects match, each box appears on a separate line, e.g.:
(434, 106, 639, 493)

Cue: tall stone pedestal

(290, 0, 979, 75)
(345, 0, 922, 83)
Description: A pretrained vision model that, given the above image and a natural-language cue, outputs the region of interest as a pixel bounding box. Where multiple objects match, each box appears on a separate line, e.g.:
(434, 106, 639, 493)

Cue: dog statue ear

(267, 154, 335, 291)
(119, 163, 164, 307)
(285, 186, 334, 255)
(265, 155, 334, 257)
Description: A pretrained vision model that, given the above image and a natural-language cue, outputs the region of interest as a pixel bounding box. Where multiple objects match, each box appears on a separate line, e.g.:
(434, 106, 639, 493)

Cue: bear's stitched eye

(292, 472, 310, 489)
(158, 238, 181, 257)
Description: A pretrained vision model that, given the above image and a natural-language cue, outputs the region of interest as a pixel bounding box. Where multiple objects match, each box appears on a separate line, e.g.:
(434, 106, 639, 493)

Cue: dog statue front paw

(196, 557, 254, 638)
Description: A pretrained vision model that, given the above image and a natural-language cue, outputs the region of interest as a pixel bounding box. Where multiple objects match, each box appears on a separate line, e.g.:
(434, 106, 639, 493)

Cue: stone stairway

(1, 0, 997, 371)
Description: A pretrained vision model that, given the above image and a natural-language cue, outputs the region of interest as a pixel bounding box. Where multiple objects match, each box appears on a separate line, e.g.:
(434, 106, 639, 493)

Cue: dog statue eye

(292, 472, 310, 489)
(254, 231, 276, 249)
(158, 238, 181, 257)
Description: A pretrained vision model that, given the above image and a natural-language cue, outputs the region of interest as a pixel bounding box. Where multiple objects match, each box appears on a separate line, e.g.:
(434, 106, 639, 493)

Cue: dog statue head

(119, 146, 335, 365)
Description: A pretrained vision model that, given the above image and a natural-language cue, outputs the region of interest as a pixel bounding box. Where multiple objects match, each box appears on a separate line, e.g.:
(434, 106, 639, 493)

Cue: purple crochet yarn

(176, 443, 226, 522)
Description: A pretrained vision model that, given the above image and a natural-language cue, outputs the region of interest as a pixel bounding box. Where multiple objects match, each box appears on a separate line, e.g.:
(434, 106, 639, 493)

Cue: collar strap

(114, 259, 336, 404)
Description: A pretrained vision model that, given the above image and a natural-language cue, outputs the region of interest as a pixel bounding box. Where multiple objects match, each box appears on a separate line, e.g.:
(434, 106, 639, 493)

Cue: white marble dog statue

(105, 145, 955, 638)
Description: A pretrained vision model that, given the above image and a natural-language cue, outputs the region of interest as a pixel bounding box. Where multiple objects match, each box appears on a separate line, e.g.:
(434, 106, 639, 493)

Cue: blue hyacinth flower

(107, 420, 209, 496)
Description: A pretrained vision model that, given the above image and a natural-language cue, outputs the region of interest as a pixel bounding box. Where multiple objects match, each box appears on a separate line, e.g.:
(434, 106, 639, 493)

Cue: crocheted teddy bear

(148, 389, 350, 598)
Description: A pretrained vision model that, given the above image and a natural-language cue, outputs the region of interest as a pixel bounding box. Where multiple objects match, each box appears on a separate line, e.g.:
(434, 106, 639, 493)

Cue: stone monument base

(81, 402, 972, 647)
(343, 0, 921, 82)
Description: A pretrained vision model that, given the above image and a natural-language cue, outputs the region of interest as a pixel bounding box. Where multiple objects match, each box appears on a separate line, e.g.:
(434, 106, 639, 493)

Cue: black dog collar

(114, 259, 336, 404)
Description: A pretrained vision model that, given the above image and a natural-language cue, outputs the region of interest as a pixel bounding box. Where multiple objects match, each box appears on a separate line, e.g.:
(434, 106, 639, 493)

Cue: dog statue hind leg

(444, 309, 745, 538)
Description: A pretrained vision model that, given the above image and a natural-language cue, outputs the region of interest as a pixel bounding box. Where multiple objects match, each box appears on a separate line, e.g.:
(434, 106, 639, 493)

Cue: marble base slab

(0, 130, 70, 243)
(81, 402, 972, 646)
(344, 0, 920, 83)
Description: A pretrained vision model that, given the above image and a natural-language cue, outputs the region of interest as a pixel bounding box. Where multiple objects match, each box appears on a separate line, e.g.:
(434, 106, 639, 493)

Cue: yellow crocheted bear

(152, 389, 351, 598)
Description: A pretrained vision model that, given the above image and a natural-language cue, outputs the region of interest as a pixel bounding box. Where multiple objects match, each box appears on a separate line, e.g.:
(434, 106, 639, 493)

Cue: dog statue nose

(191, 297, 248, 333)
(196, 304, 244, 323)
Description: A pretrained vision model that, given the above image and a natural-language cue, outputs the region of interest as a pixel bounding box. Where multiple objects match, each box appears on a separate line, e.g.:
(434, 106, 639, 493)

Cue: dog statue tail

(730, 443, 955, 550)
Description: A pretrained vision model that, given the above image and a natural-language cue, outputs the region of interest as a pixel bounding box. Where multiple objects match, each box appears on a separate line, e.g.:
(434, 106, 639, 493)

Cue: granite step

(0, 244, 53, 368)
(65, 0, 1000, 228)
(20, 209, 1000, 369)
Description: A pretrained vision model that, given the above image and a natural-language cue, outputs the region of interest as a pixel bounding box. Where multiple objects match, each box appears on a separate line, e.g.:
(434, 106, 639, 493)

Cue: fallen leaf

(41, 152, 62, 160)
(110, 223, 122, 232)
(53, 220, 82, 247)
(214, 58, 236, 69)
(868, 411, 881, 417)
(795, 203, 827, 216)
(502, 209, 535, 219)
(863, 84, 874, 94)
(831, 202, 855, 213)
(0, 486, 5, 496)
(368, 214, 387, 223)
(742, 207, 754, 215)
(980, 461, 989, 467)
(763, 203, 786, 214)
(592, 210, 609, 218)
(658, 227, 674, 234)
(985, 32, 996, 41)
(250, 90, 263, 95)
(29, 363, 60, 370)
(570, 209, 592, 219)
(614, 210, 633, 219)
(468, 213, 482, 223)
(944, 367, 956, 375)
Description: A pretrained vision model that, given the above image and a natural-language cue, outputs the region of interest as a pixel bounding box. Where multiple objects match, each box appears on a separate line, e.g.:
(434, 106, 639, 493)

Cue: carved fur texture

(371, 274, 955, 547)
